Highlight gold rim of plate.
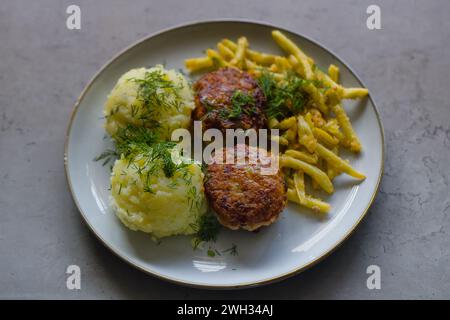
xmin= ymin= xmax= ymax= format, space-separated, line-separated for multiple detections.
xmin=64 ymin=19 xmax=385 ymax=290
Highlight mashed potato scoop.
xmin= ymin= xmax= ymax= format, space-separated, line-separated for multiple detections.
xmin=104 ymin=65 xmax=194 ymax=140
xmin=110 ymin=142 xmax=207 ymax=239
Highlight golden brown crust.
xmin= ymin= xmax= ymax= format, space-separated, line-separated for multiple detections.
xmin=205 ymin=145 xmax=287 ymax=231
xmin=193 ymin=67 xmax=267 ymax=132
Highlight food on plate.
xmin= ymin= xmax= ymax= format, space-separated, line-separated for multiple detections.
xmin=185 ymin=30 xmax=369 ymax=214
xmin=96 ymin=28 xmax=370 ymax=247
xmin=110 ymin=135 xmax=207 ymax=239
xmin=193 ymin=67 xmax=267 ymax=132
xmin=204 ymin=144 xmax=286 ymax=231
xmin=104 ymin=65 xmax=194 ymax=140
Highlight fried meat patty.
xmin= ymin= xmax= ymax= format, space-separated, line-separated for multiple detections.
xmin=205 ymin=144 xmax=287 ymax=231
xmin=193 ymin=67 xmax=267 ymax=132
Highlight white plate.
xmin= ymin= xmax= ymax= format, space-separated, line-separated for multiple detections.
xmin=65 ymin=20 xmax=384 ymax=289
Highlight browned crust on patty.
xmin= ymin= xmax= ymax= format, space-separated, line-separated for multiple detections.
xmin=193 ymin=67 xmax=267 ymax=132
xmin=204 ymin=144 xmax=287 ymax=231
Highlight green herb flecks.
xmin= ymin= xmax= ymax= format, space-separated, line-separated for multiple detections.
xmin=114 ymin=125 xmax=159 ymax=157
xmin=220 ymin=90 xmax=256 ymax=120
xmin=93 ymin=149 xmax=119 ymax=167
xmin=97 ymin=124 xmax=193 ymax=192
xmin=187 ymin=185 xmax=201 ymax=212
xmin=191 ymin=212 xmax=222 ymax=249
xmin=222 ymin=243 xmax=238 ymax=256
xmin=206 ymin=247 xmax=222 ymax=258
xmin=105 ymin=105 xmax=121 ymax=120
xmin=129 ymin=140 xmax=192 ymax=193
xmin=147 ymin=141 xmax=180 ymax=178
xmin=258 ymin=71 xmax=314 ymax=120
xmin=131 ymin=69 xmax=184 ymax=122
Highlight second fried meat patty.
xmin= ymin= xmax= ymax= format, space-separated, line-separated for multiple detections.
xmin=205 ymin=144 xmax=287 ymax=231
xmin=193 ymin=67 xmax=267 ymax=132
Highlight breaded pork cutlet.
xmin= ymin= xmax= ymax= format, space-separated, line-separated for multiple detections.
xmin=193 ymin=67 xmax=267 ymax=132
xmin=204 ymin=144 xmax=287 ymax=231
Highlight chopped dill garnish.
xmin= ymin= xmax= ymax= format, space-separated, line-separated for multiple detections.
xmin=95 ymin=123 xmax=193 ymax=193
xmin=220 ymin=90 xmax=256 ymax=119
xmin=130 ymin=104 xmax=139 ymax=118
xmin=222 ymin=243 xmax=238 ymax=256
xmin=258 ymin=71 xmax=316 ymax=120
xmin=105 ymin=105 xmax=121 ymax=120
xmin=93 ymin=149 xmax=119 ymax=166
xmin=147 ymin=141 xmax=190 ymax=178
xmin=187 ymin=186 xmax=198 ymax=210
xmin=191 ymin=212 xmax=221 ymax=249
xmin=125 ymin=140 xmax=191 ymax=192
xmin=206 ymin=247 xmax=222 ymax=258
xmin=131 ymin=68 xmax=184 ymax=121
xmin=114 ymin=125 xmax=159 ymax=157
xmin=202 ymin=100 xmax=217 ymax=113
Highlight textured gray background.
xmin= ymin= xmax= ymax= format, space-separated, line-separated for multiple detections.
xmin=1 ymin=0 xmax=449 ymax=299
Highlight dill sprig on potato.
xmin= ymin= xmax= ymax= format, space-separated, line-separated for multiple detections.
xmin=131 ymin=69 xmax=184 ymax=121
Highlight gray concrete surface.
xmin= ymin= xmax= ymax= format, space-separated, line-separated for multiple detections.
xmin=0 ymin=0 xmax=449 ymax=299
